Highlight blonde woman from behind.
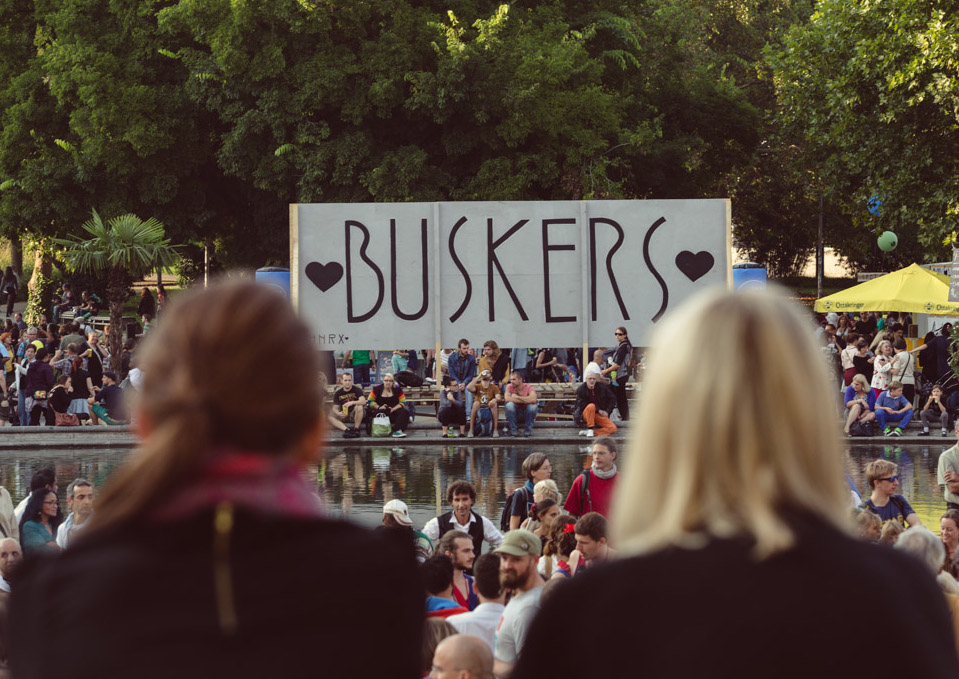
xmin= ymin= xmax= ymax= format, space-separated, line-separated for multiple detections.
xmin=511 ymin=287 xmax=959 ymax=679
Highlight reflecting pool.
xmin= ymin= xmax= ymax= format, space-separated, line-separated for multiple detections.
xmin=3 ymin=441 xmax=954 ymax=533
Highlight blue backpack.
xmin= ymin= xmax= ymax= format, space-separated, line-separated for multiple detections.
xmin=473 ymin=408 xmax=493 ymax=436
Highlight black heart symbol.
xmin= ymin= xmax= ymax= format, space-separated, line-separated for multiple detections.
xmin=675 ymin=251 xmax=714 ymax=282
xmin=305 ymin=261 xmax=343 ymax=292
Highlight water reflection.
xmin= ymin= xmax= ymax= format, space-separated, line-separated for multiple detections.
xmin=318 ymin=444 xmax=596 ymax=529
xmin=1 ymin=449 xmax=130 ymax=508
xmin=3 ymin=442 xmax=955 ymax=534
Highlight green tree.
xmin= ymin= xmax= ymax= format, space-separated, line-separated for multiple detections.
xmin=0 ymin=0 xmax=828 ymax=275
xmin=56 ymin=211 xmax=178 ymax=358
xmin=768 ymin=0 xmax=959 ymax=264
xmin=157 ymin=0 xmax=768 ymax=202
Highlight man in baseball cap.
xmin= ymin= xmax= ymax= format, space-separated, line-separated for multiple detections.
xmin=493 ymin=530 xmax=544 ymax=677
xmin=383 ymin=499 xmax=414 ymax=526
xmin=382 ymin=499 xmax=433 ymax=563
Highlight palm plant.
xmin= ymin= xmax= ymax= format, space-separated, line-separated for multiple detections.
xmin=56 ymin=210 xmax=179 ymax=359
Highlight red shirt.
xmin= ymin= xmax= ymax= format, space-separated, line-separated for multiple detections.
xmin=505 ymin=383 xmax=535 ymax=408
xmin=563 ymin=470 xmax=618 ymax=518
xmin=427 ymin=606 xmax=469 ymax=619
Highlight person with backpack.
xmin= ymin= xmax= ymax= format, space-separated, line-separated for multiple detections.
xmin=505 ymin=453 xmax=552 ymax=531
xmin=861 ymin=459 xmax=922 ymax=528
xmin=563 ymin=438 xmax=619 ymax=518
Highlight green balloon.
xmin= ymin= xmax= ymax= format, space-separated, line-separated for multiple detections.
xmin=877 ymin=230 xmax=898 ymax=252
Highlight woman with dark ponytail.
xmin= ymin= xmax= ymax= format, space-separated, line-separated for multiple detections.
xmin=9 ymin=281 xmax=423 ymax=678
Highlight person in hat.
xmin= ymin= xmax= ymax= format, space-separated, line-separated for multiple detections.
xmin=88 ymin=371 xmax=126 ymax=426
xmin=466 ymin=369 xmax=502 ymax=438
xmin=383 ymin=499 xmax=433 ymax=563
xmin=493 ymin=530 xmax=544 ymax=678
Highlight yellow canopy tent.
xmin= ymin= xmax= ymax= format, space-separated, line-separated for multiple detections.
xmin=814 ymin=263 xmax=959 ymax=316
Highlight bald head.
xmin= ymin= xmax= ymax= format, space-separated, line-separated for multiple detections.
xmin=0 ymin=538 xmax=22 ymax=581
xmin=432 ymin=634 xmax=493 ymax=679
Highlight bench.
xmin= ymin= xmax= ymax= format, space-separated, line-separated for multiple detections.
xmin=59 ymin=310 xmax=139 ymax=339
xmin=325 ymin=382 xmax=637 ymax=421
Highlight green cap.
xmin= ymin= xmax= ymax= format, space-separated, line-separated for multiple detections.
xmin=494 ymin=529 xmax=542 ymax=557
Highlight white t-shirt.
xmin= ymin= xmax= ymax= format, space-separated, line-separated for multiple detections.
xmin=585 ymin=361 xmax=602 ymax=377
xmin=14 ymin=496 xmax=27 ymax=522
xmin=447 ymin=602 xmax=505 ymax=651
xmin=439 ymin=350 xmax=453 ymax=371
xmin=494 ymin=585 xmax=543 ymax=663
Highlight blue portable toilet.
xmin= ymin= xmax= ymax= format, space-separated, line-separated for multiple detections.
xmin=255 ymin=267 xmax=290 ymax=298
xmin=732 ymin=262 xmax=767 ymax=290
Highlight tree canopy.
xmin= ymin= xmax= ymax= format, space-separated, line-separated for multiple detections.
xmin=769 ymin=0 xmax=959 ymax=270
xmin=0 ymin=0 xmax=841 ymax=275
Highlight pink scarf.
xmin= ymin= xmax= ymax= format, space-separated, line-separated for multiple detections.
xmin=154 ymin=450 xmax=323 ymax=522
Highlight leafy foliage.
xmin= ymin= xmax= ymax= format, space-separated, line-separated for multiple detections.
xmin=24 ymin=265 xmax=55 ymax=327
xmin=769 ymin=0 xmax=959 ymax=265
xmin=57 ymin=211 xmax=178 ymax=277
xmin=0 ymin=0 xmax=840 ymax=273
xmin=57 ymin=210 xmax=178 ymax=356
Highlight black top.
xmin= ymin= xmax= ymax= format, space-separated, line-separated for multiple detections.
xmin=94 ymin=385 xmax=126 ymax=421
xmin=370 ymin=384 xmax=404 ymax=409
xmin=70 ymin=367 xmax=91 ymax=400
xmin=0 ymin=273 xmax=16 ymax=293
xmin=48 ymin=386 xmax=71 ymax=414
xmin=437 ymin=510 xmax=485 ymax=556
xmin=332 ymin=385 xmax=364 ymax=411
xmin=933 ymin=334 xmax=954 ymax=379
xmin=85 ymin=349 xmax=104 ymax=388
xmin=509 ymin=486 xmax=532 ymax=523
xmin=23 ymin=361 xmax=54 ymax=396
xmin=137 ymin=290 xmax=156 ymax=318
xmin=119 ymin=351 xmax=133 ymax=382
xmin=852 ymin=353 xmax=874 ymax=382
xmin=512 ymin=512 xmax=959 ymax=678
xmin=10 ymin=508 xmax=423 ymax=679
xmin=574 ymin=381 xmax=617 ymax=414
xmin=611 ymin=339 xmax=632 ymax=372
xmin=488 ymin=353 xmax=510 ymax=383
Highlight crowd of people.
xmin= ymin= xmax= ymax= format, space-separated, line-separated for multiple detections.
xmin=0 ymin=282 xmax=958 ymax=677
xmin=328 ymin=334 xmax=635 ymax=439
xmin=818 ymin=309 xmax=959 ymax=436
xmin=0 ymin=282 xmax=167 ymax=428
xmin=0 ymin=317 xmax=131 ymax=427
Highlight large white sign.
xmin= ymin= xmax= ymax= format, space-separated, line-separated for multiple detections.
xmin=291 ymin=200 xmax=731 ymax=349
